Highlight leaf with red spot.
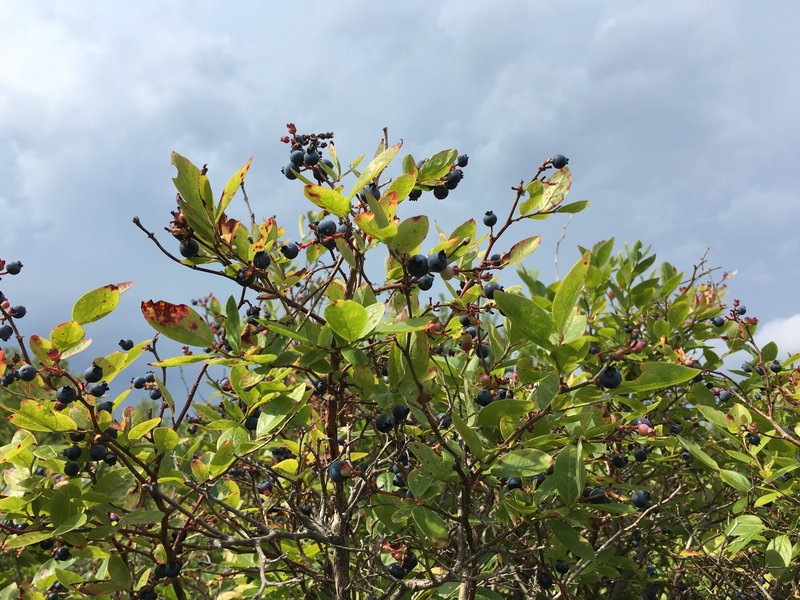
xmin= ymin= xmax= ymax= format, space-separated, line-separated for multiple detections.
xmin=72 ymin=282 xmax=133 ymax=324
xmin=141 ymin=300 xmax=214 ymax=347
xmin=303 ymin=185 xmax=351 ymax=217
xmin=216 ymin=156 xmax=253 ymax=221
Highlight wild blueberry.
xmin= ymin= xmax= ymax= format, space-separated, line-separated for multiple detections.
xmin=289 ymin=150 xmax=304 ymax=167
xmin=392 ymin=405 xmax=410 ymax=423
xmin=85 ymin=363 xmax=103 ymax=383
xmin=746 ymin=433 xmax=761 ymax=446
xmin=70 ymin=431 xmax=86 ymax=442
xmin=104 ymin=452 xmax=117 ymax=465
xmin=408 ymin=188 xmax=422 ymax=201
xmin=133 ymin=377 xmax=146 ymax=389
xmin=54 ymin=546 xmax=71 ymax=561
xmin=87 ymin=382 xmax=109 ymax=397
xmin=456 ymin=154 xmax=469 ymax=167
xmin=282 ymin=164 xmax=297 ymax=180
xmin=281 ymin=242 xmax=300 ymax=259
xmin=57 ymin=386 xmax=77 ymax=403
xmin=402 ymin=552 xmax=418 ymax=571
xmin=770 ymin=360 xmax=781 ymax=373
xmin=387 ymin=563 xmax=406 ymax=579
xmin=717 ymin=390 xmax=731 ymax=402
xmin=317 ymin=219 xmax=337 ymax=237
xmin=506 ymin=477 xmax=522 ymax=490
xmin=179 ymin=239 xmax=199 ymax=258
xmin=303 ymin=150 xmax=320 ymax=167
xmin=375 ymin=413 xmax=396 ymax=433
xmin=5 ymin=261 xmax=22 ymax=275
xmin=0 ymin=324 xmax=12 ymax=341
xmin=427 ymin=251 xmax=448 ymax=273
xmin=253 ymin=251 xmax=271 ymax=270
xmin=711 ymin=316 xmax=725 ymax=327
xmin=736 ymin=305 xmax=747 ymax=315
xmin=610 ymin=454 xmax=628 ymax=468
xmin=476 ymin=344 xmax=491 ymax=360
xmin=633 ymin=448 xmax=648 ymax=462
xmin=598 ymin=366 xmax=622 ymax=389
xmin=417 ymin=274 xmax=434 ymax=291
xmin=327 ymin=460 xmax=348 ymax=483
xmin=64 ymin=462 xmax=80 ymax=477
xmin=552 ymin=154 xmax=569 ymax=169
xmin=165 ymin=562 xmax=181 ymax=578
xmin=631 ymin=490 xmax=651 ymax=509
xmin=17 ymin=365 xmax=37 ymax=381
xmin=406 ymin=254 xmax=429 ymax=278
xmin=436 ymin=412 xmax=452 ymax=428
xmin=476 ymin=389 xmax=493 ymax=407
xmin=483 ymin=281 xmax=501 ymax=299
xmin=10 ymin=305 xmax=26 ymax=318
xmin=63 ymin=446 xmax=81 ymax=461
xmin=555 ymin=560 xmax=569 ymax=574
xmin=433 ymin=185 xmax=449 ymax=200
xmin=483 ymin=211 xmax=497 ymax=227
xmin=119 ymin=339 xmax=134 ymax=351
xmin=150 ymin=388 xmax=162 ymax=400
xmin=537 ymin=571 xmax=554 ymax=589
xmin=89 ymin=444 xmax=107 ymax=461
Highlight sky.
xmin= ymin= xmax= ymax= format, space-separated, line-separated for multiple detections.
xmin=1 ymin=0 xmax=799 ymax=379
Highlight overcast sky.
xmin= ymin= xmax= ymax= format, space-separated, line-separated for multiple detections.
xmin=2 ymin=0 xmax=799 ymax=376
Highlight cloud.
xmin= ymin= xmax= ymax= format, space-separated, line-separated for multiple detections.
xmin=756 ymin=314 xmax=800 ymax=357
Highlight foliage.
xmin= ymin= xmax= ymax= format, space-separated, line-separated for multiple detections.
xmin=0 ymin=126 xmax=798 ymax=600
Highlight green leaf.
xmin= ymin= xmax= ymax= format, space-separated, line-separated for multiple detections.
xmin=719 ymin=469 xmax=751 ymax=492
xmin=387 ymin=215 xmax=429 ymax=253
xmin=325 ymin=300 xmax=369 ymax=343
xmin=216 ymin=157 xmax=252 ymax=220
xmin=349 ymin=141 xmax=402 ymax=199
xmin=256 ymin=395 xmax=297 ymax=437
xmin=6 ymin=400 xmax=76 ymax=432
xmin=452 ymin=414 xmax=485 ymax=461
xmin=141 ymin=300 xmax=214 ymax=347
xmin=477 ymin=399 xmax=534 ymax=428
xmin=353 ymin=211 xmax=398 ymax=241
xmin=617 ymin=363 xmax=700 ymax=393
xmin=555 ymin=200 xmax=589 ymax=214
xmin=362 ymin=303 xmax=386 ymax=337
xmin=386 ymin=172 xmax=417 ymax=201
xmin=554 ymin=442 xmax=585 ymax=505
xmin=151 ymin=354 xmax=214 ymax=367
xmin=303 ymin=185 xmax=351 ymax=217
xmin=375 ymin=316 xmax=432 ymax=334
xmin=417 ymin=149 xmax=457 ymax=183
xmin=108 ymin=554 xmax=132 ymax=590
xmin=519 ymin=179 xmax=544 ymax=216
xmin=488 ymin=448 xmax=551 ymax=477
xmin=119 ymin=510 xmax=165 ymax=526
xmin=541 ymin=167 xmax=572 ymax=210
xmin=128 ymin=418 xmax=162 ymax=441
xmin=725 ymin=514 xmax=764 ymax=539
xmin=502 ymin=236 xmax=541 ymax=267
xmin=493 ymin=291 xmax=555 ymax=348
xmin=3 ymin=529 xmax=54 ymax=549
xmin=50 ymin=321 xmax=86 ymax=351
xmin=547 ymin=520 xmax=595 ymax=560
xmin=208 ymin=440 xmax=236 ymax=478
xmin=552 ymin=251 xmax=590 ymax=337
xmin=696 ymin=405 xmax=730 ymax=431
xmin=765 ymin=535 xmax=792 ymax=569
xmin=677 ymin=436 xmax=719 ymax=470
xmin=72 ymin=282 xmax=133 ymax=324
xmin=411 ymin=506 xmax=449 ymax=547
xmin=152 ymin=427 xmax=179 ymax=453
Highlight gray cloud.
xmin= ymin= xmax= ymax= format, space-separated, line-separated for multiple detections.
xmin=1 ymin=0 xmax=799 ymax=373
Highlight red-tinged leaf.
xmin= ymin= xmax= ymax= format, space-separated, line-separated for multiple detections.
xmin=216 ymin=156 xmax=253 ymax=220
xmin=304 ymin=185 xmax=351 ymax=217
xmin=141 ymin=300 xmax=214 ymax=347
xmin=72 ymin=281 xmax=133 ymax=325
xmin=502 ymin=235 xmax=542 ymax=267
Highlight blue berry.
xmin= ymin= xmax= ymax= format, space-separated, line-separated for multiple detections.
xmin=483 ymin=211 xmax=497 ymax=227
xmin=552 ymin=154 xmax=569 ymax=169
xmin=281 ymin=242 xmax=299 ymax=259
xmin=406 ymin=255 xmax=429 ymax=278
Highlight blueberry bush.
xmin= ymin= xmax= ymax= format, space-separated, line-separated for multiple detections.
xmin=0 ymin=125 xmax=797 ymax=599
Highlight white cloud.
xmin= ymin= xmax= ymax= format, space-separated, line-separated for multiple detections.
xmin=756 ymin=314 xmax=800 ymax=356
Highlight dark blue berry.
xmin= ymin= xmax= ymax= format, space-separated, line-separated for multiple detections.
xmin=483 ymin=211 xmax=497 ymax=227
xmin=281 ymin=242 xmax=299 ymax=259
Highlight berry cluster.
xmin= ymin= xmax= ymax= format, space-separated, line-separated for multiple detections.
xmin=409 ymin=153 xmax=469 ymax=201
xmin=280 ymin=123 xmax=335 ymax=183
